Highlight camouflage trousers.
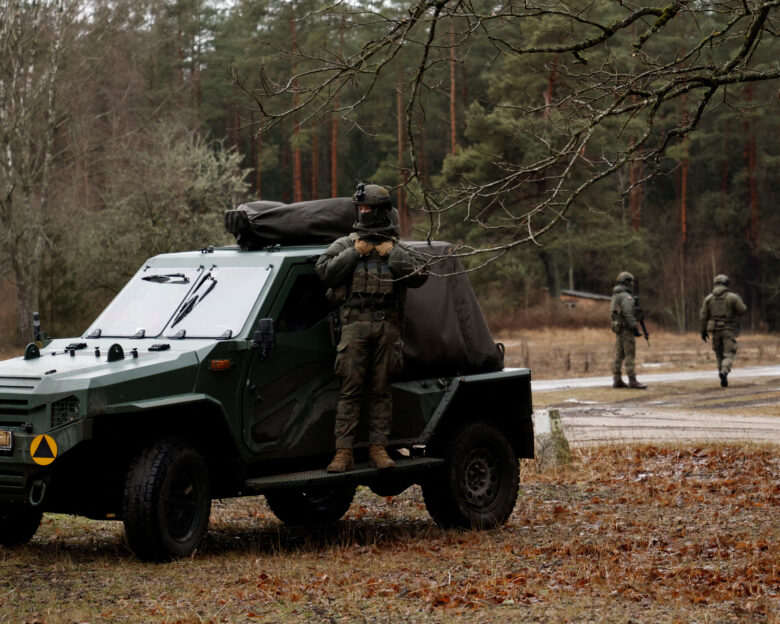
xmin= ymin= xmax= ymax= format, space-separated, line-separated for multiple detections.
xmin=612 ymin=329 xmax=637 ymax=376
xmin=711 ymin=329 xmax=738 ymax=375
xmin=333 ymin=318 xmax=404 ymax=449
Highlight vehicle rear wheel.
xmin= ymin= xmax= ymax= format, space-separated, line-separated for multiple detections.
xmin=265 ymin=485 xmax=356 ymax=526
xmin=422 ymin=422 xmax=518 ymax=530
xmin=123 ymin=439 xmax=211 ymax=562
xmin=0 ymin=504 xmax=43 ymax=546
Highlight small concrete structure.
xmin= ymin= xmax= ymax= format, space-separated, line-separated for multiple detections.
xmin=559 ymin=288 xmax=611 ymax=310
xmin=532 ymin=408 xmax=572 ymax=470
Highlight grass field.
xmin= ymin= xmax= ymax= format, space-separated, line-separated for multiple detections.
xmin=498 ymin=328 xmax=780 ymax=379
xmin=1 ymin=443 xmax=777 ymax=623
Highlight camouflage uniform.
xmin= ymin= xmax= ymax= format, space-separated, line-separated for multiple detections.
xmin=316 ymin=191 xmax=426 ymax=462
xmin=610 ymin=272 xmax=646 ymax=388
xmin=699 ymin=275 xmax=746 ymax=387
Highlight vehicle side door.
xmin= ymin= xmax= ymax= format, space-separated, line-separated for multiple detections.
xmin=241 ymin=263 xmax=338 ymax=458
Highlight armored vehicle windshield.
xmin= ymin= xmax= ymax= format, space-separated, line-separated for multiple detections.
xmin=84 ymin=263 xmax=272 ymax=339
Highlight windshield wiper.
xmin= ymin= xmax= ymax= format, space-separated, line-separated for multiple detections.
xmin=141 ymin=273 xmax=190 ymax=284
xmin=170 ymin=273 xmax=217 ymax=328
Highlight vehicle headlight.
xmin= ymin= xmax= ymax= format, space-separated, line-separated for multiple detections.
xmin=0 ymin=430 xmax=12 ymax=451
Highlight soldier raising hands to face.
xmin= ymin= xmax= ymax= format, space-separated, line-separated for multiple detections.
xmin=316 ymin=183 xmax=427 ymax=473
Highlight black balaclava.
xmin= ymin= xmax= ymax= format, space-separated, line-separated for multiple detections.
xmin=356 ymin=204 xmax=392 ymax=230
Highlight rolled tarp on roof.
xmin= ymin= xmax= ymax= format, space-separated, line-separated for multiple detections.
xmin=225 ymin=197 xmax=401 ymax=250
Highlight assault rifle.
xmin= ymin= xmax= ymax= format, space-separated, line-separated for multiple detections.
xmin=634 ymin=296 xmax=650 ymax=345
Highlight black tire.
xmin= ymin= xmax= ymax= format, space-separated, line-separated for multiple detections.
xmin=122 ymin=439 xmax=211 ymax=562
xmin=422 ymin=422 xmax=519 ymax=530
xmin=265 ymin=485 xmax=356 ymax=526
xmin=0 ymin=504 xmax=43 ymax=546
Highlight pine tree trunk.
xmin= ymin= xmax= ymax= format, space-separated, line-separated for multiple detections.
xmin=256 ymin=129 xmax=262 ymax=198
xmin=282 ymin=141 xmax=291 ymax=203
xmin=544 ymin=57 xmax=558 ymax=115
xmin=330 ymin=17 xmax=344 ymax=198
xmin=449 ymin=19 xmax=457 ymax=154
xmin=290 ymin=4 xmax=302 ymax=202
xmin=416 ymin=115 xmax=428 ymax=187
xmin=330 ymin=111 xmax=338 ymax=197
xmin=311 ymin=121 xmax=319 ymax=198
xmin=743 ymin=84 xmax=759 ymax=328
xmin=721 ymin=120 xmax=729 ymax=213
xmin=397 ymin=78 xmax=409 ymax=236
xmin=679 ymin=142 xmax=689 ymax=332
xmin=629 ymin=139 xmax=641 ymax=230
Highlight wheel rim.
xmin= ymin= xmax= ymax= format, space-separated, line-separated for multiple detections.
xmin=460 ymin=447 xmax=499 ymax=509
xmin=166 ymin=469 xmax=199 ymax=540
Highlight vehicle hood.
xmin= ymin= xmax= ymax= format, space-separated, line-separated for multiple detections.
xmin=0 ymin=338 xmax=204 ymax=401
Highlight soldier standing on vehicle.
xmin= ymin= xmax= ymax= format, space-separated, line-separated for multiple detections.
xmin=610 ymin=271 xmax=647 ymax=389
xmin=700 ymin=274 xmax=747 ymax=387
xmin=316 ymin=183 xmax=427 ymax=473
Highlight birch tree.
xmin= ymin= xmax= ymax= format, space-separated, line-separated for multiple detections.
xmin=0 ymin=0 xmax=74 ymax=342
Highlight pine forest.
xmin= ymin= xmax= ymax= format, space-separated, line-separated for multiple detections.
xmin=1 ymin=0 xmax=778 ymax=343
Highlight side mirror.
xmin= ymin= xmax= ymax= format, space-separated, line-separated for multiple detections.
xmin=252 ymin=318 xmax=276 ymax=360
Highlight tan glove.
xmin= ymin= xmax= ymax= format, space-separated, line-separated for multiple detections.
xmin=375 ymin=240 xmax=394 ymax=256
xmin=354 ymin=239 xmax=374 ymax=256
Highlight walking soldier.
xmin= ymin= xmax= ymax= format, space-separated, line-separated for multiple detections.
xmin=700 ymin=274 xmax=747 ymax=387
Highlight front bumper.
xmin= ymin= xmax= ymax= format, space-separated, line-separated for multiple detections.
xmin=0 ymin=419 xmax=93 ymax=503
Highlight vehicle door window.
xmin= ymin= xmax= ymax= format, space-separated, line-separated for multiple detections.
xmin=276 ymin=273 xmax=330 ymax=333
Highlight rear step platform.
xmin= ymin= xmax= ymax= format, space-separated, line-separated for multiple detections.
xmin=243 ymin=457 xmax=444 ymax=494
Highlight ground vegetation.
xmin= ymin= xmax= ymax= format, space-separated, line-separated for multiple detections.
xmin=0 ymin=442 xmax=777 ymax=623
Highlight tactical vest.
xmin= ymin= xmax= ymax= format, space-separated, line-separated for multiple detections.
xmin=610 ymin=291 xmax=629 ymax=332
xmin=707 ymin=292 xmax=737 ymax=332
xmin=709 ymin=293 xmax=729 ymax=321
xmin=351 ymin=258 xmax=394 ymax=297
xmin=345 ymin=253 xmax=396 ymax=311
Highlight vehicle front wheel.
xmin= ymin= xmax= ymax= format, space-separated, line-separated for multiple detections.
xmin=0 ymin=504 xmax=43 ymax=546
xmin=422 ymin=422 xmax=519 ymax=530
xmin=265 ymin=485 xmax=355 ymax=526
xmin=122 ymin=439 xmax=211 ymax=562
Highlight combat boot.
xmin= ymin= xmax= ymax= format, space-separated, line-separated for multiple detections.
xmin=368 ymin=445 xmax=395 ymax=470
xmin=628 ymin=375 xmax=647 ymax=389
xmin=326 ymin=448 xmax=355 ymax=473
xmin=612 ymin=374 xmax=628 ymax=388
xmin=719 ymin=372 xmax=728 ymax=387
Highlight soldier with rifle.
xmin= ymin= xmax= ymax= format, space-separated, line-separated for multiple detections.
xmin=610 ymin=271 xmax=648 ymax=389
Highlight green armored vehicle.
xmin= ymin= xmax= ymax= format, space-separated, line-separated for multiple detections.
xmin=0 ymin=200 xmax=534 ymax=561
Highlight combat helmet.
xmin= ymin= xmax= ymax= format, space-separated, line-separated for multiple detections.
xmin=616 ymin=271 xmax=634 ymax=285
xmin=713 ymin=274 xmax=729 ymax=286
xmin=352 ymin=182 xmax=392 ymax=230
xmin=353 ymin=183 xmax=391 ymax=207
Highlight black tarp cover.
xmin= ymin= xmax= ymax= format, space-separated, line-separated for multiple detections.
xmin=401 ymin=241 xmax=504 ymax=377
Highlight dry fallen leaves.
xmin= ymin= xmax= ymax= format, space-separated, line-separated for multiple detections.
xmin=0 ymin=443 xmax=777 ymax=623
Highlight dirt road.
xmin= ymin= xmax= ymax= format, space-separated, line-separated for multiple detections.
xmin=531 ymin=365 xmax=780 ymax=446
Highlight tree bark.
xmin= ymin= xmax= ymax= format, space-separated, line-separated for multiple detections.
xmin=397 ymin=78 xmax=409 ymax=236
xmin=449 ymin=19 xmax=457 ymax=155
xmin=290 ymin=3 xmax=302 ymax=203
xmin=311 ymin=121 xmax=319 ymax=199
